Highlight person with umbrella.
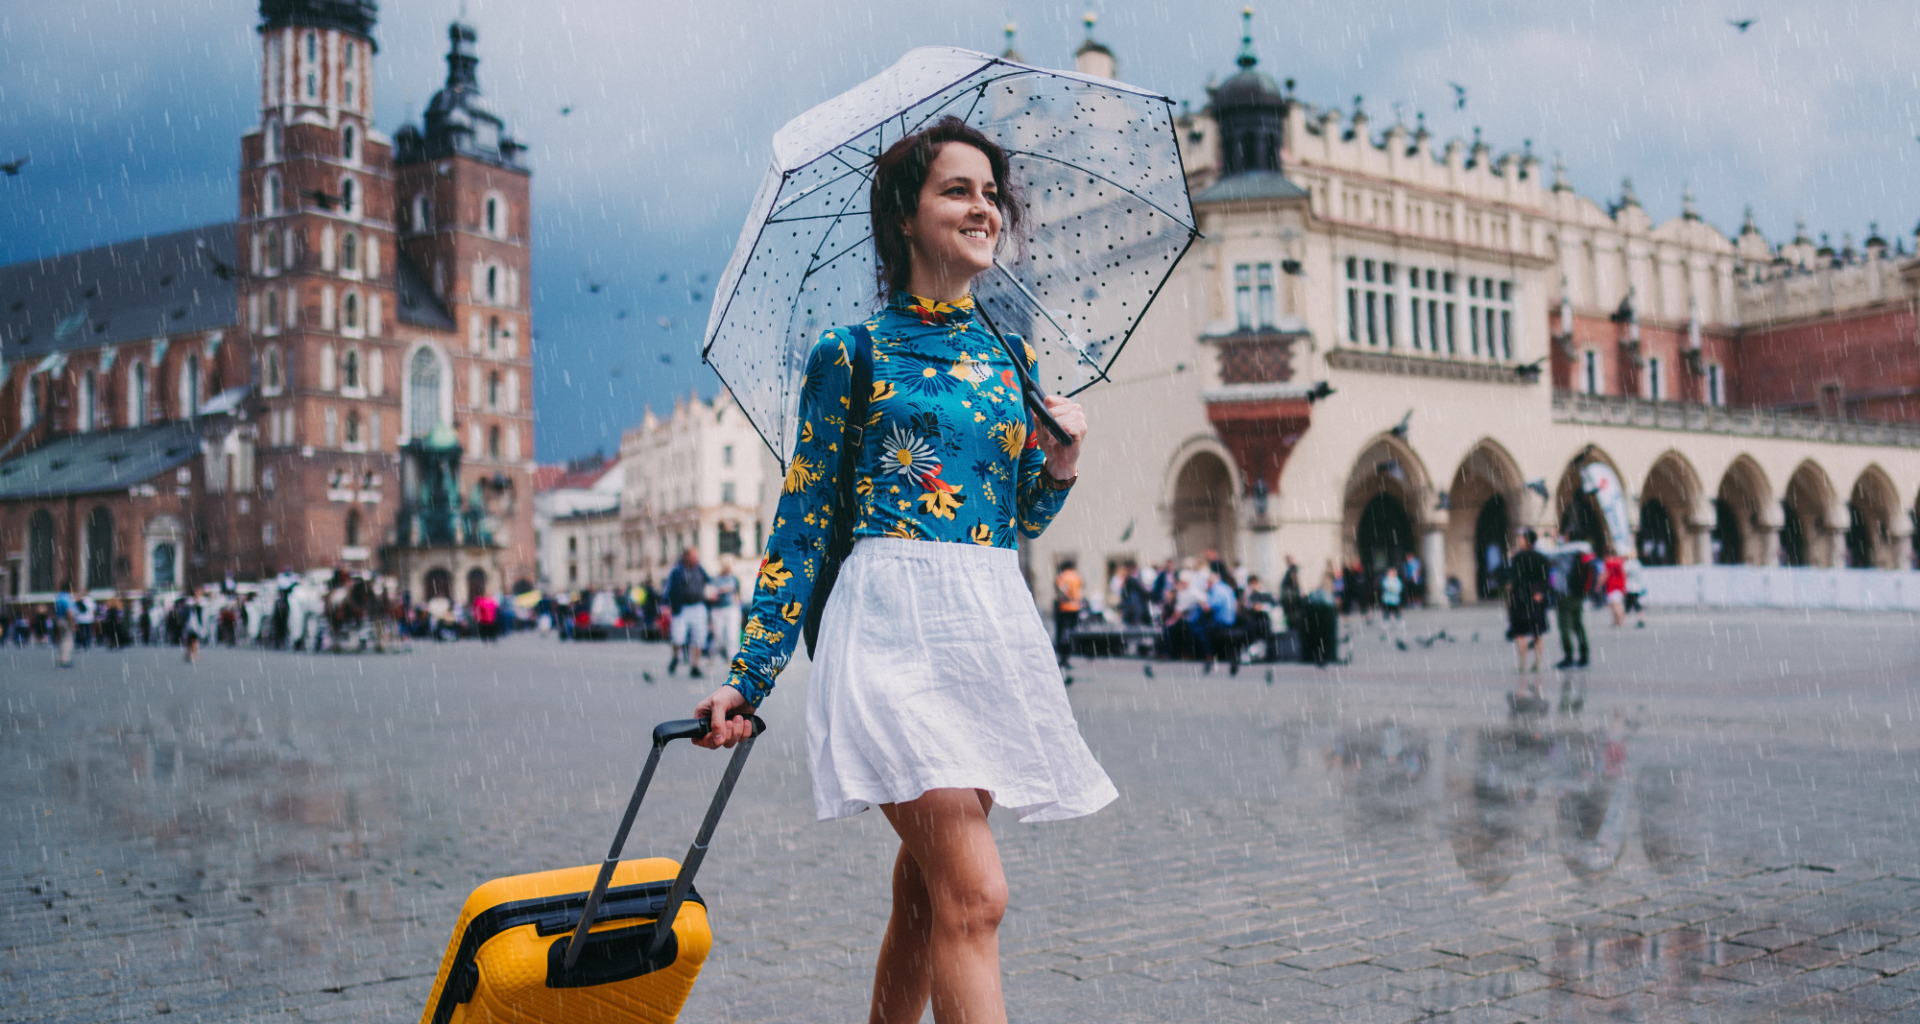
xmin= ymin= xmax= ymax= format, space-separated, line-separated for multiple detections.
xmin=696 ymin=115 xmax=1118 ymax=1024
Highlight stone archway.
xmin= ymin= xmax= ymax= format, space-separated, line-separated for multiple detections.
xmin=1714 ymin=457 xmax=1772 ymax=565
xmin=1640 ymin=451 xmax=1703 ymax=565
xmin=1169 ymin=450 xmax=1237 ymax=564
xmin=1446 ymin=440 xmax=1525 ymax=603
xmin=1342 ymin=435 xmax=1432 ymax=577
xmin=1782 ymin=461 xmax=1839 ymax=567
xmin=1847 ymin=465 xmax=1904 ymax=568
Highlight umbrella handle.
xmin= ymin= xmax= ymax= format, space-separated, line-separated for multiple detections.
xmin=977 ymin=302 xmax=1074 ymax=448
xmin=1023 ymin=387 xmax=1075 ymax=448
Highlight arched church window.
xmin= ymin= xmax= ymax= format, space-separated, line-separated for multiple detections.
xmin=341 ymin=347 xmax=360 ymax=389
xmin=266 ymin=120 xmax=281 ymax=162
xmin=342 ymin=125 xmax=356 ymax=162
xmin=341 ymin=231 xmax=357 ymax=272
xmin=488 ymin=371 xmax=501 ymax=408
xmin=488 ymin=315 xmax=500 ymax=350
xmin=408 ymin=347 xmax=443 ymax=438
xmin=412 ymin=195 xmax=431 ymax=233
xmin=264 ymin=348 xmax=282 ymax=393
xmin=339 ymin=177 xmax=357 ymax=217
xmin=487 ymin=425 xmax=501 ymax=459
xmin=345 ymin=410 xmax=361 ymax=446
xmin=486 ymin=265 xmax=498 ymax=301
xmin=266 ymin=288 xmax=279 ymax=328
xmin=264 ymin=172 xmax=281 ymax=215
xmin=342 ymin=293 xmax=360 ymax=331
xmin=485 ymin=197 xmax=498 ymax=235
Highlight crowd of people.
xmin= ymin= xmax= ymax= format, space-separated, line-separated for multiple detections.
xmin=1053 ymin=549 xmax=1309 ymax=673
xmin=1502 ymin=529 xmax=1648 ymax=709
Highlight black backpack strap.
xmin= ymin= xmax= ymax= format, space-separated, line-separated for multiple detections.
xmin=833 ymin=325 xmax=875 ymax=556
xmin=803 ymin=324 xmax=873 ymax=657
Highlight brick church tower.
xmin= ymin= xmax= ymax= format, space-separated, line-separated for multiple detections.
xmin=237 ymin=0 xmax=537 ymax=596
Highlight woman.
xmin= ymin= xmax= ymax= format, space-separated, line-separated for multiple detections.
xmin=694 ymin=115 xmax=1115 ymax=1024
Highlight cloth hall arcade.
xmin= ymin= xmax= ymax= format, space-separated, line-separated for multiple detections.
xmin=1031 ymin=16 xmax=1920 ymax=605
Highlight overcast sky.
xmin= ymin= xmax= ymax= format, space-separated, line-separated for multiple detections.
xmin=3 ymin=0 xmax=1915 ymax=464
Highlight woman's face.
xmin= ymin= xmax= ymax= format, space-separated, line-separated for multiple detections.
xmin=902 ymin=142 xmax=1001 ymax=295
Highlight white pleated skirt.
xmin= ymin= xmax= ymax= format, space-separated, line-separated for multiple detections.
xmin=807 ymin=537 xmax=1118 ymax=823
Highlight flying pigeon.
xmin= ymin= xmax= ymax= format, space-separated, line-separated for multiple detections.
xmin=1 ymin=156 xmax=29 ymax=176
xmin=1447 ymin=82 xmax=1467 ymax=110
xmin=1727 ymin=18 xmax=1755 ymax=31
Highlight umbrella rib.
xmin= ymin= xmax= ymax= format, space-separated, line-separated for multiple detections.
xmin=768 ymin=210 xmax=873 ymax=225
xmin=1059 ymin=226 xmax=1201 ymax=400
xmin=769 ymin=160 xmax=873 ymax=219
xmin=1002 ymin=148 xmax=1197 ymax=231
xmin=986 ymin=261 xmax=1112 ymax=386
xmin=801 ymin=232 xmax=875 ymax=283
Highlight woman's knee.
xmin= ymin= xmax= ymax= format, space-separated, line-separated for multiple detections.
xmin=926 ymin=869 xmax=1007 ymax=936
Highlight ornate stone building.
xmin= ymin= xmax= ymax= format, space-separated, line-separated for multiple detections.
xmin=1024 ymin=15 xmax=1920 ymax=604
xmin=0 ymin=0 xmax=538 ymax=604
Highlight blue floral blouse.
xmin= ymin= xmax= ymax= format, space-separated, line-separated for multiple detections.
xmin=725 ymin=292 xmax=1074 ymax=705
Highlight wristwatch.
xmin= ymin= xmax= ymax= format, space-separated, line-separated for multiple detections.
xmin=1042 ymin=467 xmax=1077 ymax=490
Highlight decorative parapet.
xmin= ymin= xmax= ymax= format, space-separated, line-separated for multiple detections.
xmin=1551 ymin=391 xmax=1920 ymax=448
xmin=1199 ymin=329 xmax=1306 ymax=384
xmin=1325 ymin=347 xmax=1538 ymax=385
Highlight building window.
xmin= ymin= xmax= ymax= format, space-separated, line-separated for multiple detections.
xmin=341 ymin=232 xmax=357 ymax=272
xmin=718 ymin=523 xmax=743 ymax=556
xmin=486 ymin=265 xmax=499 ymax=302
xmin=1583 ymin=350 xmax=1602 ymax=395
xmin=1647 ymin=356 xmax=1664 ymax=401
xmin=1708 ymin=364 xmax=1725 ymax=406
xmin=264 ymin=348 xmax=282 ymax=394
xmin=345 ymin=508 xmax=362 ymax=547
xmin=488 ymin=315 xmax=500 ymax=351
xmin=266 ymin=121 xmax=281 ymax=162
xmin=342 ymin=125 xmax=356 ymax=162
xmin=722 ymin=481 xmax=737 ymax=505
xmin=342 ymin=292 xmax=360 ymax=331
xmin=324 ymin=407 xmax=338 ymax=447
xmin=263 ymin=466 xmax=275 ymax=492
xmin=485 ymin=196 xmax=499 ymax=236
xmin=487 ymin=371 xmax=501 ymax=408
xmin=264 ymin=172 xmax=281 ymax=215
xmin=412 ymin=195 xmax=432 ymax=233
xmin=1256 ymin=263 xmax=1274 ymax=328
xmin=181 ymin=354 xmax=201 ymax=417
xmin=264 ymin=227 xmax=281 ymax=274
xmin=265 ymin=287 xmax=280 ymax=329
xmin=1234 ymin=264 xmax=1252 ymax=330
xmin=305 ymin=30 xmax=316 ymax=63
xmin=341 ymin=348 xmax=360 ymax=389
xmin=408 ymin=347 xmax=443 ymax=437
xmin=79 ymin=371 xmax=96 ymax=433
xmin=263 ymin=521 xmax=275 ymax=546
xmin=129 ymin=360 xmax=147 ymax=425
xmin=487 ymin=425 xmax=501 ymax=459
xmin=345 ymin=409 xmax=361 ymax=446
xmin=723 ymin=444 xmax=734 ymax=467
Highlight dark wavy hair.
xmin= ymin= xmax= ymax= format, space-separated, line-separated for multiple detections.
xmin=870 ymin=115 xmax=1024 ymax=300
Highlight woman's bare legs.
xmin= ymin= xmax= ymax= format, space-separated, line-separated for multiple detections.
xmin=870 ymin=788 xmax=1005 ymax=1024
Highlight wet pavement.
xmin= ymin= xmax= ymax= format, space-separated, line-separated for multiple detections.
xmin=5 ymin=606 xmax=1920 ymax=1023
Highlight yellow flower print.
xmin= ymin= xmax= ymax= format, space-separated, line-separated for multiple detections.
xmin=884 ymin=519 xmax=924 ymax=540
xmin=1023 ymin=341 xmax=1037 ymax=365
xmin=918 ymin=486 xmax=965 ymax=520
xmin=872 ymin=380 xmax=897 ymax=403
xmin=743 ymin=616 xmax=781 ymax=642
xmin=969 ymin=523 xmax=994 ymax=545
xmin=780 ymin=601 xmax=804 ymax=624
xmin=992 ymin=420 xmax=1028 ymax=459
xmin=758 ymin=555 xmax=793 ymax=592
xmin=784 ymin=453 xmax=822 ymax=494
xmin=855 ymin=476 xmax=873 ymax=496
xmin=800 ymin=420 xmax=814 ymax=445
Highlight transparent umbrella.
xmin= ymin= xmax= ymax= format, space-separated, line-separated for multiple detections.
xmin=703 ymin=46 xmax=1199 ymax=466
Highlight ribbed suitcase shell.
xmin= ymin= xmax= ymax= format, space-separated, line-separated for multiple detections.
xmin=419 ymin=857 xmax=711 ymax=1024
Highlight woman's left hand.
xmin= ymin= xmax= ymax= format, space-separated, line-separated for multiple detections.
xmin=1037 ymin=394 xmax=1086 ymax=480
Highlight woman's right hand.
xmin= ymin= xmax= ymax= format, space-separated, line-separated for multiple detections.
xmin=693 ymin=685 xmax=754 ymax=749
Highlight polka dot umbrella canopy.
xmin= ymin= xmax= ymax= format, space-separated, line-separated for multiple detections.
xmin=703 ymin=46 xmax=1199 ymax=468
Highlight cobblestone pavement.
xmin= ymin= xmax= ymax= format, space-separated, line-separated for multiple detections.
xmin=5 ymin=605 xmax=1920 ymax=1023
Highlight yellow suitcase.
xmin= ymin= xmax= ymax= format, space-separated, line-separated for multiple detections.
xmin=420 ymin=715 xmax=764 ymax=1024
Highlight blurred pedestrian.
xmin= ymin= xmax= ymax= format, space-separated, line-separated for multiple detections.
xmin=181 ymin=592 xmax=206 ymax=664
xmin=665 ymin=548 xmax=710 ymax=677
xmin=474 ymin=590 xmax=500 ymax=642
xmin=1053 ymin=559 xmax=1084 ymax=669
xmin=709 ymin=558 xmax=743 ymax=665
xmin=1603 ymin=553 xmax=1628 ymax=628
xmin=1507 ymin=530 xmax=1551 ymax=676
xmin=53 ymin=584 xmax=75 ymax=667
xmin=1625 ymin=557 xmax=1648 ymax=628
xmin=1553 ymin=539 xmax=1592 ymax=669
xmin=1379 ymin=565 xmax=1406 ymax=643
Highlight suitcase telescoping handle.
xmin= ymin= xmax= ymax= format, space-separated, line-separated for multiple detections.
xmin=562 ymin=712 xmax=765 ymax=972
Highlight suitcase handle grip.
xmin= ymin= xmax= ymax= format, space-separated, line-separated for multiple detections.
xmin=654 ymin=713 xmax=766 ymax=746
xmin=562 ymin=713 xmax=766 ymax=972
